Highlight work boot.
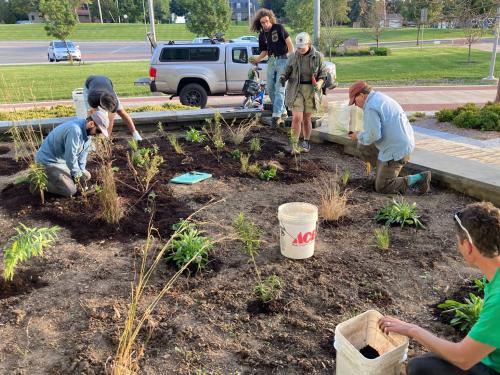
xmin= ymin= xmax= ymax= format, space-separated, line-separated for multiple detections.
xmin=415 ymin=171 xmax=431 ymax=194
xmin=300 ymin=140 xmax=311 ymax=153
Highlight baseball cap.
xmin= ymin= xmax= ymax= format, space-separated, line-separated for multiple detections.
xmin=90 ymin=110 xmax=109 ymax=138
xmin=295 ymin=32 xmax=311 ymax=49
xmin=349 ymin=80 xmax=370 ymax=105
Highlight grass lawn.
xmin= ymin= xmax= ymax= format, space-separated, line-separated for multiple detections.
xmin=0 ymin=46 xmax=497 ymax=104
xmin=0 ymin=23 xmax=485 ymax=42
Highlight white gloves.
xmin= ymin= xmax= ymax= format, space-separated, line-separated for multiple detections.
xmin=132 ymin=130 xmax=143 ymax=141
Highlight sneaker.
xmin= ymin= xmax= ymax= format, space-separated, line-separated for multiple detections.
xmin=301 ymin=140 xmax=310 ymax=153
xmin=415 ymin=171 xmax=431 ymax=194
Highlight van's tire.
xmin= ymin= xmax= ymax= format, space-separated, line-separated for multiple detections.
xmin=179 ymin=83 xmax=208 ymax=108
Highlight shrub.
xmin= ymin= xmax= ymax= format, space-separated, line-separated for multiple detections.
xmin=438 ymin=293 xmax=483 ymax=332
xmin=254 ymin=275 xmax=282 ymax=303
xmin=369 ymin=47 xmax=390 ymax=56
xmin=233 ymin=212 xmax=261 ymax=257
xmin=453 ymin=110 xmax=481 ymax=129
xmin=375 ymin=198 xmax=424 ymax=229
xmin=27 ymin=162 xmax=48 ymax=204
xmin=478 ymin=109 xmax=500 ymax=131
xmin=454 ymin=103 xmax=480 ymax=116
xmin=228 ymin=149 xmax=241 ymax=159
xmin=127 ymin=140 xmax=164 ymax=192
xmin=436 ymin=108 xmax=455 ymax=122
xmin=168 ymin=226 xmax=212 ymax=272
xmin=3 ymin=224 xmax=60 ymax=281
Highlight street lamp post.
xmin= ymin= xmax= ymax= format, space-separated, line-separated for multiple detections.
xmin=483 ymin=6 xmax=500 ymax=83
xmin=313 ymin=0 xmax=320 ymax=47
xmin=97 ymin=0 xmax=103 ymax=23
xmin=148 ymin=0 xmax=156 ymax=44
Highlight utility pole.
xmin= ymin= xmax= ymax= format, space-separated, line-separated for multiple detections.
xmin=116 ymin=0 xmax=121 ymax=23
xmin=483 ymin=6 xmax=500 ymax=82
xmin=248 ymin=0 xmax=252 ymax=28
xmin=97 ymin=0 xmax=103 ymax=23
xmin=313 ymin=0 xmax=320 ymax=47
xmin=148 ymin=0 xmax=156 ymax=44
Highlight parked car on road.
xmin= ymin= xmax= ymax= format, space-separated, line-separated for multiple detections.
xmin=47 ymin=40 xmax=82 ymax=62
xmin=230 ymin=36 xmax=258 ymax=43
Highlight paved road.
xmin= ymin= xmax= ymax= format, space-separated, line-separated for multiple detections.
xmin=0 ymin=37 xmax=496 ymax=65
xmin=0 ymin=41 xmax=153 ymax=65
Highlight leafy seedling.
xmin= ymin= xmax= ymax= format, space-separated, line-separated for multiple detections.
xmin=375 ymin=198 xmax=424 ymax=229
xmin=254 ymin=275 xmax=282 ymax=303
xmin=185 ymin=128 xmax=206 ymax=143
xmin=259 ymin=165 xmax=277 ymax=181
xmin=228 ymin=149 xmax=241 ymax=159
xmin=3 ymin=224 xmax=60 ymax=281
xmin=438 ymin=293 xmax=483 ymax=332
xmin=168 ymin=225 xmax=212 ymax=273
xmin=249 ymin=137 xmax=261 ymax=154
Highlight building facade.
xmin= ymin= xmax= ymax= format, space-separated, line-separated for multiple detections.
xmin=229 ymin=0 xmax=259 ymax=22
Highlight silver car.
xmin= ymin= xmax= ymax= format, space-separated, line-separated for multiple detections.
xmin=47 ymin=40 xmax=82 ymax=62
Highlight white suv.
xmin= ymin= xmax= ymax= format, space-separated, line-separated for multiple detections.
xmin=47 ymin=40 xmax=82 ymax=62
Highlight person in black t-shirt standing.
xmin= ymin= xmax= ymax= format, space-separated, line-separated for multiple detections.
xmin=251 ymin=8 xmax=294 ymax=127
xmin=84 ymin=75 xmax=142 ymax=141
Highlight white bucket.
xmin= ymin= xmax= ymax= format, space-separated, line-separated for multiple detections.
xmin=320 ymin=100 xmax=364 ymax=135
xmin=72 ymin=88 xmax=88 ymax=119
xmin=334 ymin=310 xmax=409 ymax=375
xmin=278 ymin=202 xmax=318 ymax=259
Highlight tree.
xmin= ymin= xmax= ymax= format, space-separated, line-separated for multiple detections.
xmin=171 ymin=0 xmax=187 ymax=16
xmin=262 ymin=0 xmax=287 ymax=19
xmin=154 ymin=0 xmax=171 ymax=23
xmin=39 ymin=0 xmax=77 ymax=40
xmin=285 ymin=0 xmax=313 ymax=34
xmin=321 ymin=0 xmax=350 ymax=58
xmin=183 ymin=0 xmax=231 ymax=39
xmin=367 ymin=0 xmax=384 ymax=47
xmin=39 ymin=0 xmax=77 ymax=61
xmin=402 ymin=0 xmax=444 ymax=45
xmin=496 ymin=79 xmax=500 ymax=103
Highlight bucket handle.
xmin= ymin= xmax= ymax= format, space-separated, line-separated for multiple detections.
xmin=279 ymin=221 xmax=319 ymax=240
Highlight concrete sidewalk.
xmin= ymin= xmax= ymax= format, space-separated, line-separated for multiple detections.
xmin=1 ymin=84 xmax=497 ymax=113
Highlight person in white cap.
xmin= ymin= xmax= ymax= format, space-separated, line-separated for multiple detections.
xmin=35 ymin=111 xmax=110 ymax=197
xmin=279 ymin=32 xmax=327 ymax=153
xmin=84 ymin=75 xmax=142 ymax=141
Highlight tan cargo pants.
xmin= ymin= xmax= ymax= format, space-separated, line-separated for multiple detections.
xmin=357 ymin=143 xmax=410 ymax=194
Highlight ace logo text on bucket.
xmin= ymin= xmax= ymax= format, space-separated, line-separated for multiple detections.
xmin=292 ymin=230 xmax=316 ymax=246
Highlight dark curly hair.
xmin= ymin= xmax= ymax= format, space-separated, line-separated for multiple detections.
xmin=455 ymin=201 xmax=500 ymax=258
xmin=250 ymin=8 xmax=277 ymax=33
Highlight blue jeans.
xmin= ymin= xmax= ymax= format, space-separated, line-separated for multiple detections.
xmin=266 ymin=56 xmax=287 ymax=118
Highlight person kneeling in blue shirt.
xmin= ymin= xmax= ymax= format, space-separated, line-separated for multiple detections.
xmin=348 ymin=80 xmax=431 ymax=194
xmin=35 ymin=111 xmax=109 ymax=197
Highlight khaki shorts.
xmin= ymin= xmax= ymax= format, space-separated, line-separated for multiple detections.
xmin=292 ymin=84 xmax=315 ymax=113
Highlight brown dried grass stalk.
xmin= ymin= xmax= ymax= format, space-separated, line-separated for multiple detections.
xmin=226 ymin=115 xmax=260 ymax=145
xmin=316 ymin=174 xmax=350 ymax=221
xmin=112 ymin=203 xmax=224 ymax=375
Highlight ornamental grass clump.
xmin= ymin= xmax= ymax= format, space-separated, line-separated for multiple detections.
xmin=374 ymin=226 xmax=390 ymax=251
xmin=316 ymin=173 xmax=350 ymax=222
xmin=375 ymin=197 xmax=424 ymax=229
xmin=3 ymin=223 xmax=60 ymax=281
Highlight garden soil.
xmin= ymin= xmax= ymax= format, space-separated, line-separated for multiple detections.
xmin=0 ymin=126 xmax=482 ymax=374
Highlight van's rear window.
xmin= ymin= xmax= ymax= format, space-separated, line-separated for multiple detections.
xmin=159 ymin=47 xmax=219 ymax=62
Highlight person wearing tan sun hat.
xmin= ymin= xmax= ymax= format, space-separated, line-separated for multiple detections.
xmin=35 ymin=110 xmax=109 ymax=197
xmin=348 ymin=80 xmax=431 ymax=195
xmin=279 ymin=32 xmax=327 ymax=154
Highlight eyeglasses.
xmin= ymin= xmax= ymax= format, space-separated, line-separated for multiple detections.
xmin=454 ymin=212 xmax=474 ymax=247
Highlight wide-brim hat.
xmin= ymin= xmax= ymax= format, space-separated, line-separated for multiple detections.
xmin=349 ymin=80 xmax=369 ymax=105
xmin=90 ymin=110 xmax=109 ymax=138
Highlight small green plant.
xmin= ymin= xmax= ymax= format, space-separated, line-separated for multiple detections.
xmin=127 ymin=140 xmax=164 ymax=192
xmin=438 ymin=293 xmax=483 ymax=332
xmin=254 ymin=275 xmax=282 ymax=303
xmin=258 ymin=165 xmax=277 ymax=181
xmin=168 ymin=224 xmax=212 ymax=273
xmin=203 ymin=112 xmax=225 ymax=162
xmin=374 ymin=226 xmax=390 ymax=250
xmin=167 ymin=134 xmax=185 ymax=155
xmin=474 ymin=278 xmax=485 ymax=292
xmin=341 ymin=169 xmax=350 ymax=186
xmin=27 ymin=162 xmax=48 ymax=204
xmin=436 ymin=108 xmax=455 ymax=122
xmin=3 ymin=223 xmax=60 ymax=281
xmin=375 ymin=198 xmax=424 ymax=229
xmin=185 ymin=128 xmax=206 ymax=143
xmin=249 ymin=137 xmax=261 ymax=154
xmin=435 ymin=102 xmax=499 ymax=131
xmin=240 ymin=153 xmax=250 ymax=173
xmin=233 ymin=212 xmax=261 ymax=257
xmin=228 ymin=149 xmax=241 ymax=159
